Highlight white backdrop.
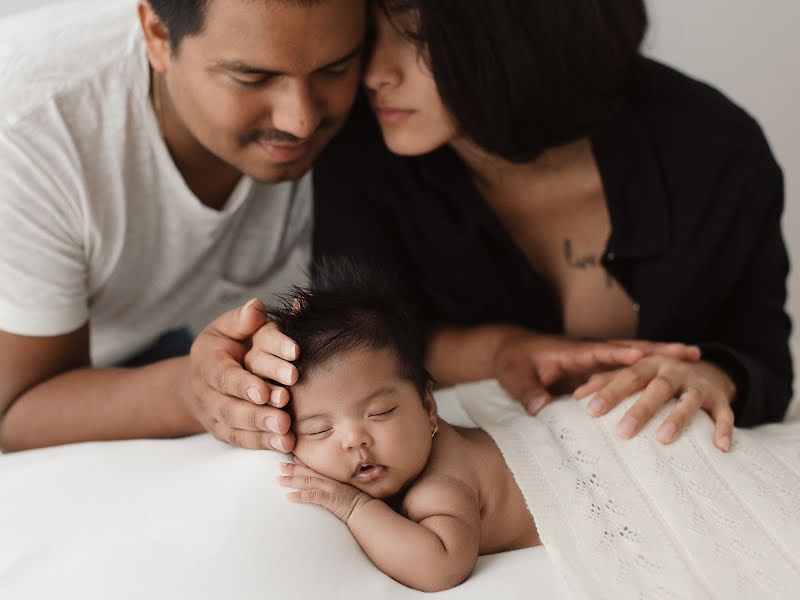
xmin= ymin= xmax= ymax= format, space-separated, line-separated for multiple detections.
xmin=2 ymin=0 xmax=798 ymax=410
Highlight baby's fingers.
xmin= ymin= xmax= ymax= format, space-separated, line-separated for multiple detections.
xmin=285 ymin=488 xmax=331 ymax=506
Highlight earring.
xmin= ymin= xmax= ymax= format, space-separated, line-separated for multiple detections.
xmin=431 ymin=423 xmax=439 ymax=439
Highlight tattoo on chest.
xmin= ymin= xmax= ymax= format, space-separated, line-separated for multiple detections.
xmin=564 ymin=239 xmax=613 ymax=288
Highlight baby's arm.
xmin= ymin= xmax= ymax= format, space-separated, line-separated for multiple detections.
xmin=279 ymin=462 xmax=481 ymax=592
xmin=349 ymin=476 xmax=482 ymax=592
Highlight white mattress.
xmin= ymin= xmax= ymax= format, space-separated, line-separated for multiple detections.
xmin=0 ymin=389 xmax=569 ymax=599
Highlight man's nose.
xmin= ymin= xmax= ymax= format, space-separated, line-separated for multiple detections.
xmin=270 ymin=79 xmax=323 ymax=140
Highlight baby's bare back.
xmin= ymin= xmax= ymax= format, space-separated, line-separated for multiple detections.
xmin=406 ymin=421 xmax=540 ymax=554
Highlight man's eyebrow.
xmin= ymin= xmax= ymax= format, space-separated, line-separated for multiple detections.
xmin=295 ymin=384 xmax=398 ymax=424
xmin=214 ymin=43 xmax=364 ymax=77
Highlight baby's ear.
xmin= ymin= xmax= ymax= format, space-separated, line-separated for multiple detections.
xmin=423 ymin=381 xmax=438 ymax=419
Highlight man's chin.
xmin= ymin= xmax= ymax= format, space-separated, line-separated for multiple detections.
xmin=243 ymin=158 xmax=315 ymax=184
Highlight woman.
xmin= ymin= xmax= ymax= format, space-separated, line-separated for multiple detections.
xmin=313 ymin=0 xmax=793 ymax=450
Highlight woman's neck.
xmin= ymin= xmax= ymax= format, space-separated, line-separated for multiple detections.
xmin=449 ymin=135 xmax=595 ymax=199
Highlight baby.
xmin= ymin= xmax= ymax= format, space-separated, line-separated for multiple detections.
xmin=271 ymin=260 xmax=540 ymax=592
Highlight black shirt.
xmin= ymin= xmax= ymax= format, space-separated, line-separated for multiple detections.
xmin=313 ymin=59 xmax=793 ymax=426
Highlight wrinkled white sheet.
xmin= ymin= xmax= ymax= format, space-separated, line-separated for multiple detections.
xmin=0 ymin=389 xmax=568 ymax=600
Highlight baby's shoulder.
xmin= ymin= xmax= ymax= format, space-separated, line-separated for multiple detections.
xmin=401 ymin=468 xmax=479 ymax=523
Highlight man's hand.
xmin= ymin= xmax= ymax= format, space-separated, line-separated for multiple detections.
xmin=184 ymin=298 xmax=299 ymax=452
xmin=492 ymin=330 xmax=702 ymax=415
xmin=574 ymin=356 xmax=736 ymax=451
xmin=278 ymin=459 xmax=374 ymax=524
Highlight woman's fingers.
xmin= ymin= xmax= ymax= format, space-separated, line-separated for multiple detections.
xmin=583 ymin=361 xmax=656 ymax=417
xmin=616 ymin=373 xmax=680 ymax=439
xmin=655 ymin=387 xmax=704 ymax=444
xmin=574 ymin=371 xmax=618 ymax=399
xmin=708 ymin=397 xmax=735 ymax=452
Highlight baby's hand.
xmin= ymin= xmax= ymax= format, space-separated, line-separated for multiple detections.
xmin=278 ymin=460 xmax=374 ymax=524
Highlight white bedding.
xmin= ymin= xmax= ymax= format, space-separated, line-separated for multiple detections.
xmin=2 ymin=385 xmax=798 ymax=599
xmin=0 ymin=389 xmax=569 ymax=600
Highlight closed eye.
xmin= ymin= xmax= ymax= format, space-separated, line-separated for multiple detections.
xmin=307 ymin=428 xmax=332 ymax=436
xmin=370 ymin=407 xmax=396 ymax=418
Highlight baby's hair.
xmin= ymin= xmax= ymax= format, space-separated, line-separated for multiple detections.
xmin=267 ymin=257 xmax=432 ymax=400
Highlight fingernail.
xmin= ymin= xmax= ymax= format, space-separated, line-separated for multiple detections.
xmin=656 ymin=422 xmax=677 ymax=444
xmin=587 ymin=397 xmax=606 ymax=416
xmin=266 ymin=417 xmax=279 ymax=433
xmin=241 ymin=298 xmax=259 ymax=322
xmin=270 ymin=388 xmax=284 ymax=407
xmin=718 ymin=435 xmax=731 ymax=452
xmin=246 ymin=387 xmax=263 ymax=404
xmin=617 ymin=415 xmax=638 ymax=438
xmin=278 ymin=462 xmax=292 ymax=473
xmin=528 ymin=396 xmax=547 ymax=414
xmin=282 ymin=342 xmax=297 ymax=360
xmin=280 ymin=366 xmax=294 ymax=384
xmin=271 ymin=436 xmax=287 ymax=452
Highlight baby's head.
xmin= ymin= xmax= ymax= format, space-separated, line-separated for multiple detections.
xmin=269 ymin=259 xmax=438 ymax=500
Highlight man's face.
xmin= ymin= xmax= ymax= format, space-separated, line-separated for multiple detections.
xmin=158 ymin=0 xmax=365 ymax=183
xmin=291 ymin=347 xmax=437 ymax=499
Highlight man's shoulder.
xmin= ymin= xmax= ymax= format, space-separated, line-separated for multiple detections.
xmin=0 ymin=0 xmax=142 ymax=127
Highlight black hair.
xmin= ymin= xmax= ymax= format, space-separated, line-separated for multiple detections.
xmin=377 ymin=0 xmax=648 ymax=162
xmin=267 ymin=257 xmax=431 ymax=400
xmin=148 ymin=0 xmax=324 ymax=52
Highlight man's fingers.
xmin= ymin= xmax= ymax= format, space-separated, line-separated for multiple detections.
xmin=213 ymin=394 xmax=292 ymax=434
xmin=521 ymin=384 xmax=552 ymax=416
xmin=578 ymin=344 xmax=643 ymax=370
xmin=244 ymin=348 xmax=298 ymax=386
xmin=495 ymin=356 xmax=538 ymax=405
xmin=708 ymin=399 xmax=735 ymax=452
xmin=655 ymin=387 xmax=704 ymax=445
xmin=208 ymin=353 xmax=272 ymax=404
xmin=207 ymin=298 xmax=269 ymax=341
xmin=208 ymin=418 xmax=293 ymax=451
xmin=252 ymin=321 xmax=299 ymax=361
xmin=614 ymin=340 xmax=701 ymax=362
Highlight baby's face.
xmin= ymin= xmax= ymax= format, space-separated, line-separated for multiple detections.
xmin=291 ymin=347 xmax=436 ymax=499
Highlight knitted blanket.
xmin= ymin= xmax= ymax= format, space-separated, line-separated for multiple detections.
xmin=455 ymin=380 xmax=800 ymax=600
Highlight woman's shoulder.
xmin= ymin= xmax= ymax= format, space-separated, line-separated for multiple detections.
xmin=626 ymin=57 xmax=772 ymax=158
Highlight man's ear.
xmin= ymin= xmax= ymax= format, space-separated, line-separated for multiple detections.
xmin=137 ymin=1 xmax=172 ymax=73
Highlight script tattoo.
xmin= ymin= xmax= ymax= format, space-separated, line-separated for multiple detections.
xmin=564 ymin=239 xmax=613 ymax=288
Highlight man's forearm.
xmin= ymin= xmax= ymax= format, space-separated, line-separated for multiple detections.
xmin=0 ymin=356 xmax=202 ymax=451
xmin=347 ymin=499 xmax=474 ymax=593
xmin=426 ymin=324 xmax=525 ymax=387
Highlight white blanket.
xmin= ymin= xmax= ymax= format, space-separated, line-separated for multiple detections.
xmin=0 ymin=389 xmax=567 ymax=600
xmin=455 ymin=380 xmax=800 ymax=600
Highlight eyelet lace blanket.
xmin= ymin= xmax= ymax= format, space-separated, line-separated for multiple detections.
xmin=454 ymin=380 xmax=800 ymax=600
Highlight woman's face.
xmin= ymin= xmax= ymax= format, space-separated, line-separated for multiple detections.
xmin=363 ymin=7 xmax=457 ymax=155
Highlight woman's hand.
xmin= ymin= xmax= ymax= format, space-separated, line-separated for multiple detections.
xmin=490 ymin=329 xmax=702 ymax=415
xmin=574 ymin=356 xmax=737 ymax=451
xmin=278 ymin=460 xmax=374 ymax=524
xmin=183 ymin=298 xmax=298 ymax=452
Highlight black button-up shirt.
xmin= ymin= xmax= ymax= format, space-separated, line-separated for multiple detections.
xmin=313 ymin=58 xmax=793 ymax=426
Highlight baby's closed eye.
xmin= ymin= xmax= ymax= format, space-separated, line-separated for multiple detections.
xmin=369 ymin=407 xmax=396 ymax=418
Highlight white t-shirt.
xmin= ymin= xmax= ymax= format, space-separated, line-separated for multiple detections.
xmin=0 ymin=1 xmax=312 ymax=366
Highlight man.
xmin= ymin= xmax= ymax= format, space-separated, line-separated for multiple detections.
xmin=0 ymin=0 xmax=365 ymax=451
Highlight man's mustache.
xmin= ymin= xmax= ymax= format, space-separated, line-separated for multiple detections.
xmin=240 ymin=117 xmax=335 ymax=145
